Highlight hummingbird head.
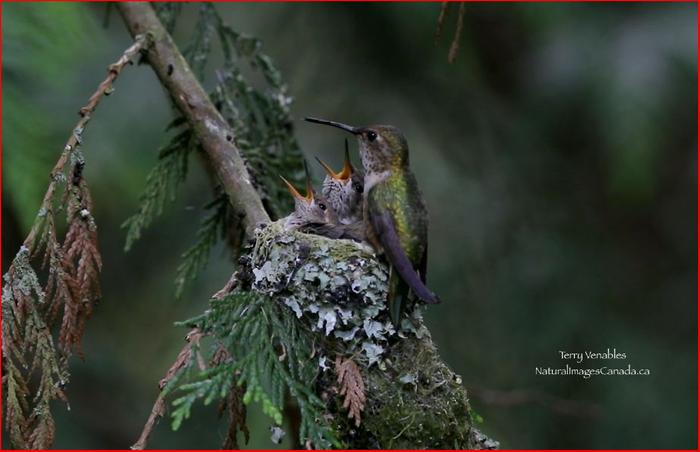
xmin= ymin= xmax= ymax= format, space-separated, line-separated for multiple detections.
xmin=280 ymin=162 xmax=338 ymax=227
xmin=305 ymin=117 xmax=408 ymax=174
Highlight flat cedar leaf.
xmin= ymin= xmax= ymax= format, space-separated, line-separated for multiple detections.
xmin=335 ymin=356 xmax=366 ymax=427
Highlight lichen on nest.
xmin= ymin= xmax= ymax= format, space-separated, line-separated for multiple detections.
xmin=248 ymin=220 xmax=429 ymax=367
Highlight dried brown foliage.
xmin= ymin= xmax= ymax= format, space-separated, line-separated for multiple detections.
xmin=2 ymin=251 xmax=69 ymax=449
xmin=2 ymin=167 xmax=100 ymax=448
xmin=335 ymin=356 xmax=366 ymax=427
xmin=59 ymin=170 xmax=103 ymax=355
xmin=2 ymin=35 xmax=149 ymax=449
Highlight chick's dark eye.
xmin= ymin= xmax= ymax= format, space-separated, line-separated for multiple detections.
xmin=367 ymin=131 xmax=377 ymax=142
xmin=318 ymin=203 xmax=326 ymax=211
xmin=354 ymin=184 xmax=363 ymax=193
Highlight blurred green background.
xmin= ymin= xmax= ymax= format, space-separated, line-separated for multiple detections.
xmin=2 ymin=2 xmax=696 ymax=449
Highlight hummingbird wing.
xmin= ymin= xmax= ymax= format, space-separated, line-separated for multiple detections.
xmin=387 ymin=269 xmax=409 ymax=327
xmin=369 ymin=210 xmax=440 ymax=304
xmin=341 ymin=222 xmax=366 ymax=243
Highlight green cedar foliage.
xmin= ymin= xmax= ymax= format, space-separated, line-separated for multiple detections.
xmin=166 ymin=289 xmax=340 ymax=448
xmin=173 ymin=191 xmax=231 ymax=298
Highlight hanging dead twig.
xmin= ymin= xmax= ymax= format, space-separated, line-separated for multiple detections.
xmin=434 ymin=2 xmax=467 ymax=64
xmin=448 ymin=3 xmax=466 ymax=64
xmin=434 ymin=1 xmax=450 ymax=43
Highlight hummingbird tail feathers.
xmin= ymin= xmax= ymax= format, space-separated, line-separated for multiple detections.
xmin=388 ymin=271 xmax=409 ymax=326
xmin=373 ymin=212 xmax=441 ymax=305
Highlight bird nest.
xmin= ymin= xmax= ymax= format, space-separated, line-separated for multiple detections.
xmin=246 ymin=220 xmax=429 ymax=367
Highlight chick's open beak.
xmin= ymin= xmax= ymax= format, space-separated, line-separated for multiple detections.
xmin=280 ymin=175 xmax=313 ymax=202
xmin=315 ymin=156 xmax=351 ymax=182
xmin=339 ymin=139 xmax=353 ymax=180
xmin=314 ymin=139 xmax=354 ymax=182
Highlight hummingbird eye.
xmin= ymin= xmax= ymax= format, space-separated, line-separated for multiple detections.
xmin=366 ymin=131 xmax=377 ymax=142
xmin=318 ymin=202 xmax=327 ymax=211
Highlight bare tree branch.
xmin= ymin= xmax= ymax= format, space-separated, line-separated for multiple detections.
xmin=117 ymin=2 xmax=271 ymax=238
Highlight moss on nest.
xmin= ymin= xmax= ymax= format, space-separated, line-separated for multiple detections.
xmin=246 ymin=221 xmax=499 ymax=449
xmin=362 ymin=337 xmax=488 ymax=449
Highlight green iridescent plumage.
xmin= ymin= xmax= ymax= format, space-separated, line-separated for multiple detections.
xmin=367 ymin=170 xmax=427 ymax=265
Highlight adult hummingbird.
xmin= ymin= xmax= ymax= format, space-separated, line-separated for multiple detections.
xmin=305 ymin=117 xmax=440 ymax=323
xmin=314 ymin=139 xmax=364 ymax=225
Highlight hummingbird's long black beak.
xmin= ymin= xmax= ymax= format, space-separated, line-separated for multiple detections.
xmin=305 ymin=117 xmax=359 ymax=134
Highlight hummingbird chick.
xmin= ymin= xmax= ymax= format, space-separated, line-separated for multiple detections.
xmin=315 ymin=139 xmax=364 ymax=225
xmin=306 ymin=117 xmax=440 ymax=324
xmin=280 ymin=162 xmax=337 ymax=231
xmin=280 ymin=163 xmax=365 ymax=243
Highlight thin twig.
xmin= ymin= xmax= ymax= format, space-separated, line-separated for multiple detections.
xmin=130 ymin=395 xmax=165 ymax=451
xmin=448 ymin=2 xmax=466 ymax=64
xmin=434 ymin=1 xmax=450 ymax=43
xmin=211 ymin=271 xmax=239 ymax=300
xmin=22 ymin=33 xmax=152 ymax=253
xmin=131 ymin=329 xmax=204 ymax=450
